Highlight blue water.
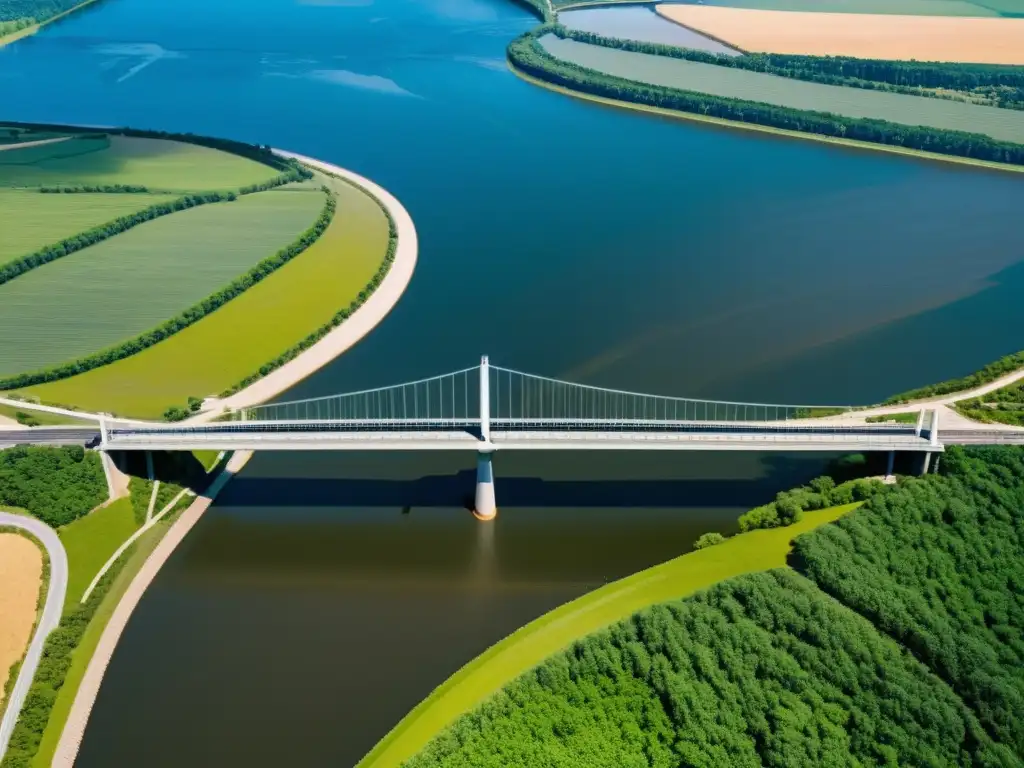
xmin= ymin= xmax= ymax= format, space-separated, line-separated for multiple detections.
xmin=5 ymin=0 xmax=1024 ymax=764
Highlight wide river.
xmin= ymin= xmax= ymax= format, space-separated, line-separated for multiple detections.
xmin=4 ymin=0 xmax=1024 ymax=764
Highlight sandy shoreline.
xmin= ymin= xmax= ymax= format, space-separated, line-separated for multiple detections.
xmin=51 ymin=450 xmax=253 ymax=767
xmin=195 ymin=150 xmax=418 ymax=420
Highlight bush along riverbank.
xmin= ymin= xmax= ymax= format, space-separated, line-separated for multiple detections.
xmin=550 ymin=25 xmax=1024 ymax=110
xmin=0 ymin=187 xmax=336 ymax=394
xmin=883 ymin=349 xmax=1024 ymax=404
xmin=508 ymin=26 xmax=1024 ymax=167
xmin=403 ymin=445 xmax=1024 ymax=766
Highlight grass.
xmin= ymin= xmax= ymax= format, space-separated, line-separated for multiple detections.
xmin=539 ymin=35 xmax=1024 ymax=143
xmin=31 ymin=514 xmax=174 ymax=768
xmin=0 ymin=190 xmax=171 ymax=264
xmin=192 ymin=450 xmax=222 ymax=472
xmin=58 ymin=498 xmax=139 ymax=611
xmin=668 ymin=0 xmax=1001 ymax=15
xmin=0 ymin=188 xmax=326 ymax=377
xmin=23 ymin=175 xmax=390 ymax=417
xmin=0 ymin=403 xmax=94 ymax=426
xmin=0 ymin=134 xmax=280 ymax=191
xmin=358 ymin=502 xmax=860 ymax=768
xmin=866 ymin=412 xmax=921 ymax=424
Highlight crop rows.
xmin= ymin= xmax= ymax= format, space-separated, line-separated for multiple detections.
xmin=540 ymin=35 xmax=1024 ymax=143
xmin=0 ymin=188 xmax=326 ymax=377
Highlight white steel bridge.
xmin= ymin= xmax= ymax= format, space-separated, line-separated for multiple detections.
xmin=100 ymin=356 xmax=963 ymax=519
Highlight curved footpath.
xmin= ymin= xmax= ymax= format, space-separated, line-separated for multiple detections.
xmin=197 ymin=149 xmax=419 ymax=419
xmin=0 ymin=513 xmax=68 ymax=760
xmin=51 ymin=450 xmax=253 ymax=767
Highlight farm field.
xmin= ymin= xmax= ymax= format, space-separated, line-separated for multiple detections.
xmin=0 ymin=190 xmax=171 ymax=263
xmin=0 ymin=188 xmax=326 ymax=377
xmin=0 ymin=531 xmax=42 ymax=712
xmin=656 ymin=5 xmax=1024 ymax=63
xmin=658 ymin=0 xmax=1004 ymax=15
xmin=22 ymin=176 xmax=390 ymax=418
xmin=539 ymin=35 xmax=1024 ymax=142
xmin=0 ymin=133 xmax=280 ymax=191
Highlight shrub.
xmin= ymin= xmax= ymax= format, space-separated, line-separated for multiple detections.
xmin=693 ymin=532 xmax=726 ymax=550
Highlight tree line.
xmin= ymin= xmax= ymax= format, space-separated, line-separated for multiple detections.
xmin=0 ymin=191 xmax=233 ymax=288
xmin=2 ymin=120 xmax=298 ymax=173
xmin=509 ymin=28 xmax=1024 ymax=167
xmin=883 ymin=349 xmax=1024 ymax=403
xmin=552 ymin=25 xmax=1024 ymax=110
xmin=407 ymin=445 xmax=1024 ymax=766
xmin=0 ymin=445 xmax=106 ymax=527
xmin=0 ymin=0 xmax=86 ymax=27
xmin=0 ymin=189 xmax=337 ymax=393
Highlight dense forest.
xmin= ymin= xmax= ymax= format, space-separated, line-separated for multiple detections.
xmin=552 ymin=26 xmax=1024 ymax=110
xmin=0 ymin=445 xmax=106 ymax=526
xmin=0 ymin=0 xmax=92 ymax=35
xmin=509 ymin=29 xmax=1024 ymax=166
xmin=409 ymin=446 xmax=1024 ymax=765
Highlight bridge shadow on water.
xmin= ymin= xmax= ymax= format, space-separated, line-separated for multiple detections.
xmin=216 ymin=453 xmax=873 ymax=511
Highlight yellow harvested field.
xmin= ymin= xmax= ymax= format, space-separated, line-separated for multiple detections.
xmin=0 ymin=533 xmax=43 ymax=708
xmin=656 ymin=5 xmax=1024 ymax=64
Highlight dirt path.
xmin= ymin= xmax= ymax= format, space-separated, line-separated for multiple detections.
xmin=0 ymin=535 xmax=43 ymax=712
xmin=0 ymin=136 xmax=71 ymax=152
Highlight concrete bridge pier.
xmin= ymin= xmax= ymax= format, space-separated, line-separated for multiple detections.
xmin=473 ymin=451 xmax=497 ymax=522
xmin=886 ymin=450 xmax=895 ymax=480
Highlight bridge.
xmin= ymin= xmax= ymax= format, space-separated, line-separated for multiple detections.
xmin=87 ymin=355 xmax=1024 ymax=519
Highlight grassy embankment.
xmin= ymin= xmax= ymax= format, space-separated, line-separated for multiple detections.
xmin=647 ymin=0 xmax=1014 ymax=14
xmin=21 ymin=174 xmax=391 ymax=417
xmin=0 ymin=403 xmax=93 ymax=426
xmin=358 ymin=501 xmax=858 ymax=768
xmin=400 ymin=446 xmax=1024 ymax=765
xmin=29 ymin=492 xmax=193 ymax=768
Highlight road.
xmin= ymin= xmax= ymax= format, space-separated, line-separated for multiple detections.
xmin=0 ymin=513 xmax=68 ymax=760
xmin=0 ymin=428 xmax=99 ymax=447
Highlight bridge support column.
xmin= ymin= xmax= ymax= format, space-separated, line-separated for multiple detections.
xmin=885 ymin=450 xmax=895 ymax=480
xmin=473 ymin=451 xmax=497 ymax=522
xmin=921 ymin=452 xmax=932 ymax=475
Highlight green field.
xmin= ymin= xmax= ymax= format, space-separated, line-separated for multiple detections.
xmin=22 ymin=176 xmax=390 ymax=417
xmin=58 ymin=497 xmax=138 ymax=610
xmin=0 ymin=189 xmax=171 ymax=263
xmin=0 ymin=188 xmax=326 ymax=377
xmin=540 ymin=35 xmax=1024 ymax=143
xmin=358 ymin=502 xmax=859 ymax=768
xmin=661 ymin=0 xmax=1005 ymax=14
xmin=0 ymin=133 xmax=280 ymax=191
xmin=0 ymin=402 xmax=94 ymax=426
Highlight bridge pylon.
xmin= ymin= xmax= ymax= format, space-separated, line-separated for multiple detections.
xmin=473 ymin=450 xmax=497 ymax=522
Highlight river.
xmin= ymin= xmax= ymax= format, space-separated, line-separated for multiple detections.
xmin=3 ymin=0 xmax=1024 ymax=764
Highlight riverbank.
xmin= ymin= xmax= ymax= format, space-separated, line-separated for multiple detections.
xmin=358 ymin=501 xmax=858 ymax=768
xmin=50 ymin=450 xmax=252 ymax=768
xmin=509 ymin=61 xmax=1024 ymax=176
xmin=0 ymin=0 xmax=105 ymax=49
xmin=200 ymin=150 xmax=419 ymax=417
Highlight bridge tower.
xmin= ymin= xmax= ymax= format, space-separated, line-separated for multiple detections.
xmin=474 ymin=355 xmax=497 ymax=521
